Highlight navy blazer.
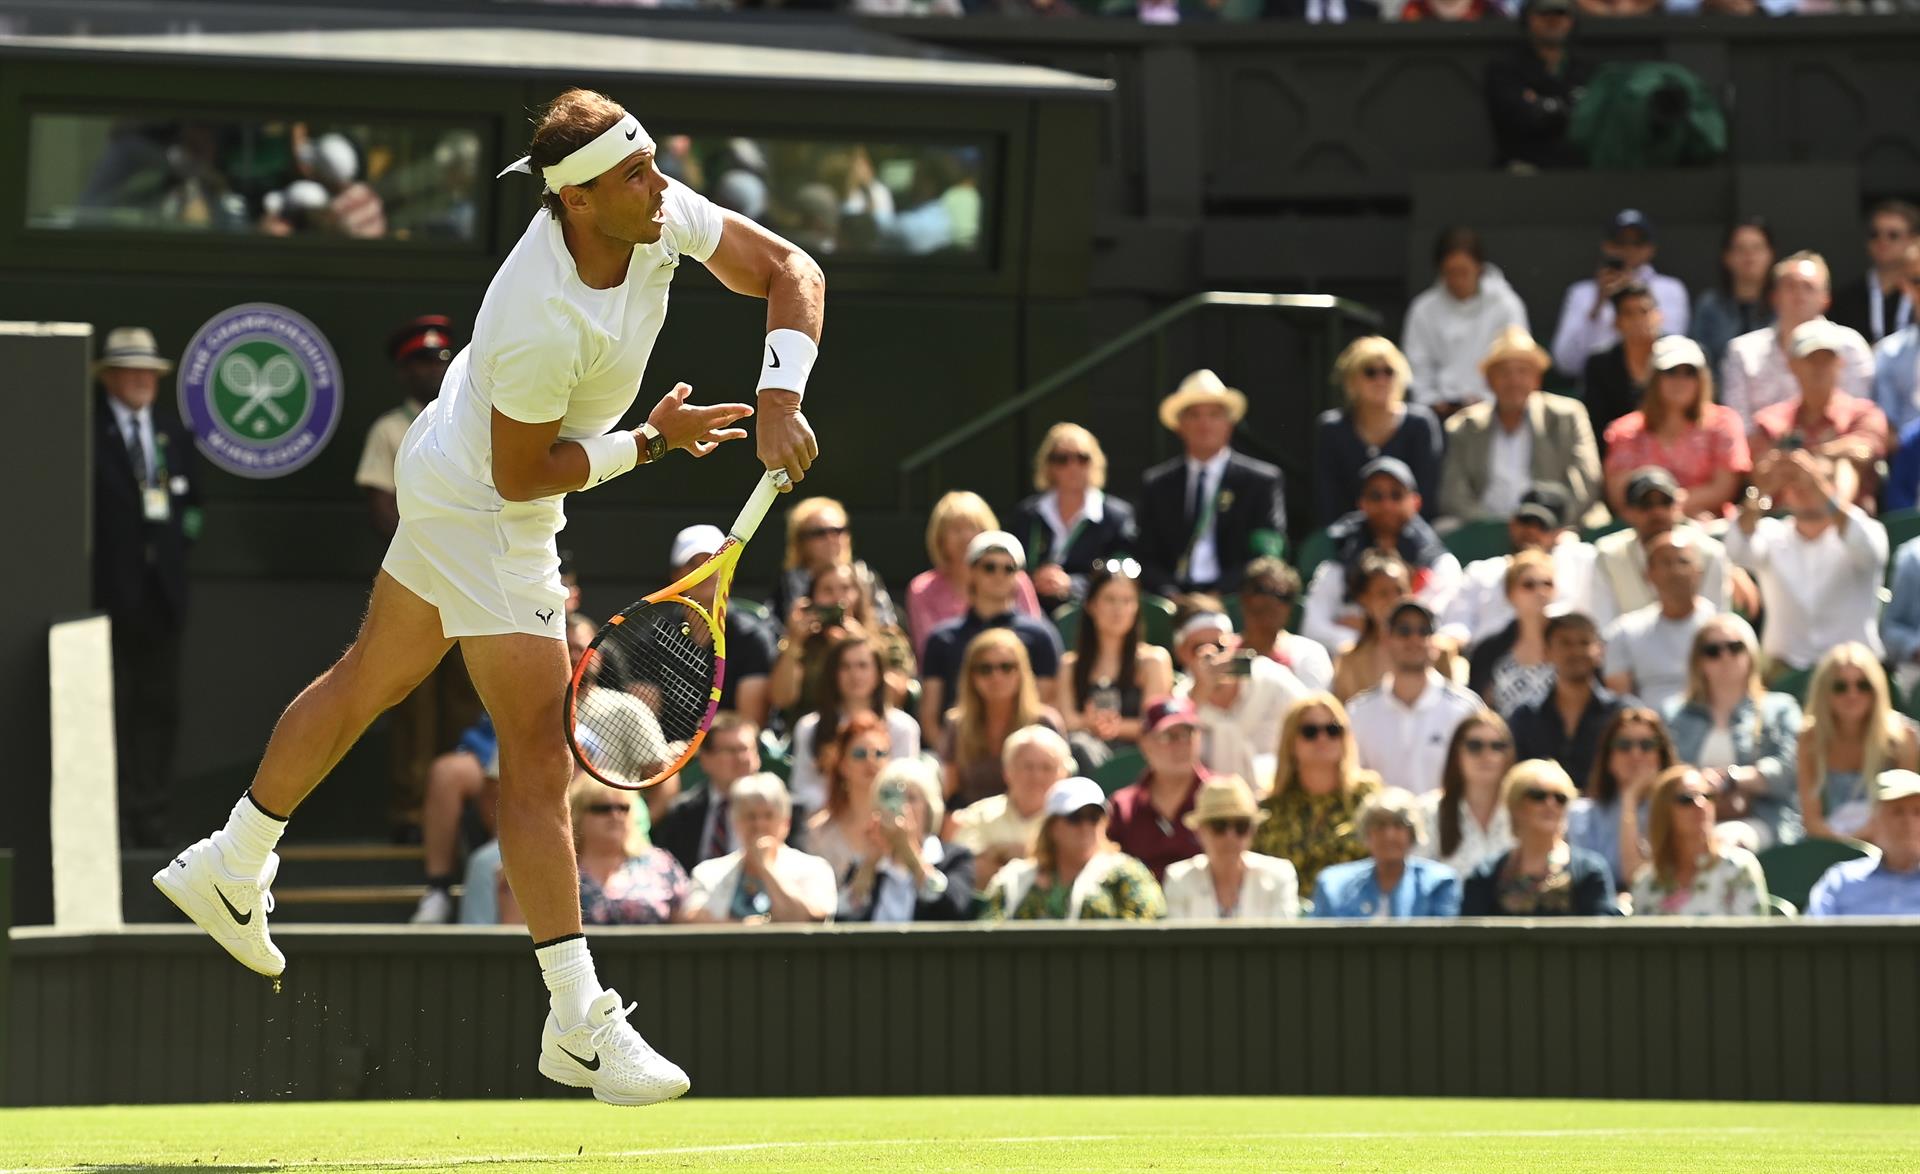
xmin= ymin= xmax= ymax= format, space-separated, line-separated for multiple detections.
xmin=1006 ymin=492 xmax=1140 ymax=609
xmin=1137 ymin=450 xmax=1287 ymax=596
xmin=1311 ymin=857 xmax=1461 ymax=918
xmin=92 ymin=391 xmax=201 ymax=622
xmin=1460 ymin=846 xmax=1619 ymax=916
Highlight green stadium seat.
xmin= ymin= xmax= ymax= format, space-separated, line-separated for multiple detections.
xmin=1756 ymin=837 xmax=1873 ymax=913
xmin=1770 ymin=667 xmax=1812 ymax=706
xmin=1883 ymin=508 xmax=1920 ymax=586
xmin=1442 ymin=518 xmax=1513 ymax=565
xmin=1089 ymin=747 xmax=1146 ymax=794
xmin=1052 ymin=601 xmax=1081 ymax=650
xmin=1294 ymin=528 xmax=1335 ymax=591
xmin=758 ymin=728 xmax=792 ymax=782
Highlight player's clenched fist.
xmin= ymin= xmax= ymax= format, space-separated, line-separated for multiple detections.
xmin=757 ymin=388 xmax=817 ymax=491
xmin=643 ymin=381 xmax=753 ymax=458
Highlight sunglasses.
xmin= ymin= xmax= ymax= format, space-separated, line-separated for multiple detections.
xmin=586 ymin=803 xmax=631 ymax=816
xmin=1391 ymin=623 xmax=1435 ymax=639
xmin=973 ymin=661 xmax=1021 ymax=678
xmin=799 ymin=524 xmax=848 ymax=541
xmin=1699 ymin=640 xmax=1745 ymax=660
xmin=1464 ymin=737 xmax=1511 ymax=755
xmin=1832 ymin=678 xmax=1875 ymax=696
xmin=1671 ymin=790 xmax=1711 ymax=809
xmin=1519 ymin=578 xmax=1555 ymax=592
xmin=1522 ymin=788 xmax=1570 ymax=807
xmin=1297 ymin=722 xmax=1346 ymax=742
xmin=1359 ymin=364 xmax=1395 ymax=380
xmin=847 ymin=746 xmax=888 ymax=761
xmin=976 ymin=561 xmax=1019 ymax=577
xmin=1204 ymin=818 xmax=1254 ymax=836
xmin=1062 ymin=806 xmax=1106 ymax=826
xmin=1612 ymin=737 xmax=1661 ymax=753
xmin=1047 ymin=450 xmax=1093 ymax=466
xmin=1363 ymin=488 xmax=1410 ymax=503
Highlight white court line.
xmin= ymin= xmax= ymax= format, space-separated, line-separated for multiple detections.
xmin=0 ymin=1125 xmax=1784 ymax=1174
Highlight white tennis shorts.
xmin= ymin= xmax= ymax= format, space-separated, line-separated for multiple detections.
xmin=380 ymin=412 xmax=568 ymax=640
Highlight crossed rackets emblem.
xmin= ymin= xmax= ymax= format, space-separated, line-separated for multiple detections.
xmin=220 ymin=351 xmax=302 ymax=435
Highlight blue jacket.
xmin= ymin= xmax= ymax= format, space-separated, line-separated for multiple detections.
xmin=1311 ymin=857 xmax=1461 ymax=918
xmin=1659 ymin=692 xmax=1804 ymax=846
xmin=1873 ymin=323 xmax=1920 ymax=440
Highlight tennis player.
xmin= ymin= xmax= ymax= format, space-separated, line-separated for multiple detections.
xmin=154 ymin=89 xmax=823 ymax=1106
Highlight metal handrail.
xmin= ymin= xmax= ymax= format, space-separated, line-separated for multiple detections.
xmin=895 ymin=290 xmax=1383 ymax=508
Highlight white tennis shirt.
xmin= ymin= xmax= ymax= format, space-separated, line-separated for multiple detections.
xmin=419 ymin=178 xmax=724 ymax=502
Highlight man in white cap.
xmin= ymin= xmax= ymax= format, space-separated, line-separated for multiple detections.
xmin=1749 ymin=318 xmax=1890 ymax=511
xmin=666 ymin=524 xmax=776 ymax=729
xmin=1137 ymin=369 xmax=1286 ymax=597
xmin=1721 ymin=252 xmax=1874 ymax=428
xmin=918 ymin=529 xmax=1063 ymax=740
xmin=1805 ymin=770 xmax=1920 ymax=916
xmin=156 ymin=87 xmax=826 ymax=1107
xmin=92 ymin=326 xmax=202 ymax=849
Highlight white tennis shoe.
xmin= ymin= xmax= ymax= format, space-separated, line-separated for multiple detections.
xmin=152 ymin=837 xmax=286 ymax=978
xmin=538 ymin=989 xmax=690 ymax=1106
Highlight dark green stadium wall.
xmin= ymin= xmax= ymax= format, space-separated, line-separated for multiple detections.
xmin=8 ymin=922 xmax=1920 ymax=1106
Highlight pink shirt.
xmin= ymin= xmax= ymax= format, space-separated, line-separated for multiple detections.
xmin=1604 ymin=404 xmax=1752 ymax=511
xmin=906 ymin=568 xmax=1042 ymax=661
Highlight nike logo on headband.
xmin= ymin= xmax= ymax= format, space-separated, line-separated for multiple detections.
xmin=625 ymin=128 xmax=637 ymax=141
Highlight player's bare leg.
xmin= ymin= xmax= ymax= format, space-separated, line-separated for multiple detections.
xmin=155 ymin=571 xmax=454 ymax=976
xmin=461 ymin=630 xmax=690 ymax=1106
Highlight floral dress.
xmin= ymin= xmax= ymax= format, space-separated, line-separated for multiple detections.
xmin=985 ymin=855 xmax=1166 ymax=922
xmin=579 ymin=849 xmax=690 ymax=925
xmin=1252 ymin=774 xmax=1379 ymax=899
xmin=1630 ymin=847 xmax=1769 ymax=916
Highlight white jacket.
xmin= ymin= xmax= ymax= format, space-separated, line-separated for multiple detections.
xmin=1402 ymin=263 xmax=1530 ymax=408
xmin=1161 ymin=852 xmax=1300 ymax=921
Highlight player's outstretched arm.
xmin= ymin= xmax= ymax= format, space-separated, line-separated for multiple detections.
xmin=490 ymin=391 xmax=752 ymax=502
xmin=701 ymin=210 xmax=825 ymax=490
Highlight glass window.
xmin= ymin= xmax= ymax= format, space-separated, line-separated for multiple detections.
xmin=656 ymin=135 xmax=989 ymax=261
xmin=25 ymin=111 xmax=484 ymax=243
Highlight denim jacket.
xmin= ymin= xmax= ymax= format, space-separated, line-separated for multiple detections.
xmin=1659 ymin=692 xmax=1804 ymax=845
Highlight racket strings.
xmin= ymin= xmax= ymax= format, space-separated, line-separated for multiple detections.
xmin=573 ymin=599 xmax=716 ymax=786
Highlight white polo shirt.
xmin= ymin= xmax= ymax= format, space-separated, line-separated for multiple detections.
xmin=1345 ymin=669 xmax=1483 ymax=796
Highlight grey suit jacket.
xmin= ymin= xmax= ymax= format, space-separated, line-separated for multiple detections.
xmin=1438 ymin=392 xmax=1607 ymax=528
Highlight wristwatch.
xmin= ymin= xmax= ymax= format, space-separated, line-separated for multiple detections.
xmin=639 ymin=422 xmax=668 ymax=464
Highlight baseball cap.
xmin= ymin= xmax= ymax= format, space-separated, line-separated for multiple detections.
xmin=1876 ymin=769 xmax=1920 ymax=804
xmin=1608 ymin=209 xmax=1655 ymax=241
xmin=1359 ymin=456 xmax=1419 ymax=492
xmin=1513 ymin=483 xmax=1571 ymax=530
xmin=670 ymin=524 xmax=725 ymax=569
xmin=1651 ymin=335 xmax=1707 ymax=372
xmin=1043 ymin=776 xmax=1109 ymax=819
xmin=1144 ymin=696 xmax=1200 ymax=736
xmin=388 ymin=314 xmax=456 ymax=365
xmin=966 ymin=529 xmax=1027 ymax=569
xmin=1789 ymin=319 xmax=1844 ymax=359
xmin=1387 ymin=599 xmax=1436 ymax=629
xmin=1625 ymin=466 xmax=1681 ymax=507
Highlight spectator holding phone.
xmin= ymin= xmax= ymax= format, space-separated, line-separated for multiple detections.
xmin=840 ymin=758 xmax=975 ymax=923
xmin=768 ymin=495 xmax=898 ymax=633
xmin=772 ymin=561 xmax=917 ymax=720
xmin=1747 ymin=320 xmax=1891 ymax=513
xmin=1058 ymin=560 xmax=1175 ymax=768
xmin=1549 ymin=210 xmax=1690 ymax=377
xmin=1175 ymin=610 xmax=1307 ymax=791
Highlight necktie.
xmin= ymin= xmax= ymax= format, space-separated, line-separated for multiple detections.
xmin=1187 ymin=465 xmax=1206 ymax=526
xmin=126 ymin=419 xmax=148 ymax=487
xmin=706 ymin=796 xmax=730 ymax=862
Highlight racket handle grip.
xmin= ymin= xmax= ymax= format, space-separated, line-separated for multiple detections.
xmin=729 ymin=468 xmax=791 ymax=543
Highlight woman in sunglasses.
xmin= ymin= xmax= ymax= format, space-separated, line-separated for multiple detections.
xmin=1465 ymin=549 xmax=1559 ymax=717
xmin=1059 ymin=561 xmax=1174 ymax=766
xmin=768 ymin=495 xmax=898 ymax=634
xmin=1798 ymin=642 xmax=1919 ymax=842
xmin=1418 ymin=712 xmax=1517 ymax=878
xmin=1329 ymin=550 xmax=1414 ymax=702
xmin=1567 ymin=707 xmax=1675 ymax=890
xmin=1660 ymin=616 xmax=1803 ymax=852
xmin=981 ymin=776 xmax=1165 ymax=922
xmin=802 ymin=712 xmax=896 ymax=892
xmin=1313 ymin=787 xmax=1461 ymax=918
xmin=1461 ymin=759 xmax=1618 ymax=916
xmin=1008 ymin=423 xmax=1140 ymax=614
xmin=567 ymin=772 xmax=689 ymax=926
xmin=1163 ymin=776 xmax=1299 ymax=920
xmin=1628 ymin=766 xmax=1770 ymax=916
xmin=940 ymin=629 xmax=1062 ymax=810
xmin=1313 ymin=336 xmax=1442 ymax=528
xmin=787 ymin=634 xmax=922 ymax=816
xmin=1252 ymin=693 xmax=1380 ymax=899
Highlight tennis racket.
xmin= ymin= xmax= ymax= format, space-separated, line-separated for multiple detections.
xmin=565 ymin=468 xmax=789 ymax=790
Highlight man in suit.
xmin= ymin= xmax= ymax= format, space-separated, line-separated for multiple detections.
xmin=1440 ymin=325 xmax=1606 ymax=529
xmin=92 ymin=327 xmax=202 ymax=848
xmin=653 ymin=714 xmax=771 ymax=874
xmin=1831 ymin=200 xmax=1919 ymax=346
xmin=1138 ymin=369 xmax=1286 ymax=597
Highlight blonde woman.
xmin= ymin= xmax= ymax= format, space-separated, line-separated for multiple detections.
xmin=1798 ymin=643 xmax=1920 ymax=842
xmin=1658 ymin=616 xmax=1802 ymax=851
xmin=906 ymin=490 xmax=1041 ymax=660
xmin=981 ymin=776 xmax=1165 ymax=922
xmin=1008 ymin=423 xmax=1140 ymax=612
xmin=1461 ymin=759 xmax=1617 ymax=916
xmin=1601 ymin=336 xmax=1750 ymax=520
xmin=939 ymin=628 xmax=1062 ymax=808
xmin=565 ymin=772 xmax=689 ymax=926
xmin=1313 ymin=336 xmax=1443 ymax=527
xmin=1630 ymin=766 xmax=1770 ymax=916
xmin=1252 ymin=692 xmax=1381 ymax=897
xmin=768 ymin=495 xmax=897 ymax=631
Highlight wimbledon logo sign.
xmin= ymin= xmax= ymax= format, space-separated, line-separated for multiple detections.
xmin=179 ymin=303 xmax=342 ymax=479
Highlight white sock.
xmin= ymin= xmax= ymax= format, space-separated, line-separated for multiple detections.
xmin=536 ymin=935 xmax=604 ymax=1028
xmin=213 ymin=793 xmax=287 ymax=880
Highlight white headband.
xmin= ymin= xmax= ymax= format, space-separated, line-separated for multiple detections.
xmin=1178 ymin=612 xmax=1234 ymax=643
xmin=496 ymin=114 xmax=654 ymax=192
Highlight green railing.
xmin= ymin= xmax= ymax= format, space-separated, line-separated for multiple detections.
xmin=895 ymin=291 xmax=1385 ymax=509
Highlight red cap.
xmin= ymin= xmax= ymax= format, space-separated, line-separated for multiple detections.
xmin=388 ymin=314 xmax=456 ymax=365
xmin=1144 ymin=696 xmax=1200 ymax=736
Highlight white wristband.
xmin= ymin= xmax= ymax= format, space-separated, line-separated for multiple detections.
xmin=758 ymin=328 xmax=818 ymax=401
xmin=578 ymin=430 xmax=639 ymax=490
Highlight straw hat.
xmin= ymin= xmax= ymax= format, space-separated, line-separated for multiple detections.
xmin=1181 ymin=775 xmax=1268 ymax=830
xmin=1477 ymin=325 xmax=1551 ymax=376
xmin=91 ymin=326 xmax=173 ymax=377
xmin=1158 ymin=369 xmax=1248 ymax=432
